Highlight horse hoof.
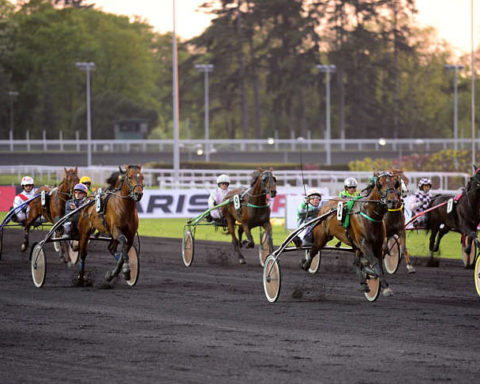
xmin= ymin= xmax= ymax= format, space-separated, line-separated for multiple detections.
xmin=382 ymin=287 xmax=394 ymax=297
xmin=238 ymin=257 xmax=246 ymax=265
xmin=20 ymin=243 xmax=27 ymax=252
xmin=361 ymin=283 xmax=370 ymax=293
xmin=105 ymin=271 xmax=113 ymax=282
xmin=246 ymin=242 xmax=254 ymax=249
xmin=122 ymin=264 xmax=131 ymax=280
xmin=406 ymin=264 xmax=416 ymax=274
xmin=300 ymin=258 xmax=311 ymax=271
xmin=426 ymin=258 xmax=439 ymax=268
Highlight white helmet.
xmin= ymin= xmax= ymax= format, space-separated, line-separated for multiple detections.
xmin=418 ymin=178 xmax=432 ymax=188
xmin=306 ymin=188 xmax=321 ymax=198
xmin=21 ymin=176 xmax=34 ymax=186
xmin=216 ymin=174 xmax=230 ymax=185
xmin=344 ymin=177 xmax=358 ymax=188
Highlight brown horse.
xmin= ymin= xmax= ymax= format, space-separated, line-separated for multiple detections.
xmin=21 ymin=167 xmax=79 ymax=256
xmin=75 ymin=164 xmax=143 ymax=285
xmin=425 ymin=165 xmax=480 ymax=266
xmin=305 ymin=171 xmax=399 ymax=294
xmin=384 ymin=168 xmax=415 ymax=273
xmin=221 ymin=168 xmax=277 ymax=264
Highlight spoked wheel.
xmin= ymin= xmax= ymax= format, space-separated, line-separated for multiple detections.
xmin=31 ymin=242 xmax=46 ymax=288
xmin=364 ymin=275 xmax=380 ymax=302
xmin=263 ymin=255 xmax=281 ymax=303
xmin=125 ymin=245 xmax=140 ymax=287
xmin=474 ymin=255 xmax=480 ymax=296
xmin=308 ymin=250 xmax=321 ymax=274
xmin=462 ymin=237 xmax=476 ymax=269
xmin=182 ymin=229 xmax=194 ymax=267
xmin=383 ymin=235 xmax=400 ymax=274
xmin=67 ymin=241 xmax=79 ymax=265
xmin=258 ymin=231 xmax=270 ymax=267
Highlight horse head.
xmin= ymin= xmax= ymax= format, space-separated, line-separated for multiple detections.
xmin=468 ymin=164 xmax=480 ymax=191
xmin=390 ymin=168 xmax=409 ymax=200
xmin=63 ymin=167 xmax=80 ymax=196
xmin=374 ymin=171 xmax=399 ymax=210
xmin=119 ymin=164 xmax=144 ymax=202
xmin=251 ymin=168 xmax=277 ymax=198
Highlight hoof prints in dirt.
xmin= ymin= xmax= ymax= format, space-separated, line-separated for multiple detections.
xmin=291 ymin=284 xmax=326 ymax=301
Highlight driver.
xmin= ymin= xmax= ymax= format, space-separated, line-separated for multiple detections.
xmin=293 ymin=188 xmax=322 ymax=248
xmin=12 ymin=176 xmax=36 ymax=224
xmin=62 ymin=183 xmax=88 ymax=238
xmin=207 ymin=174 xmax=230 ymax=224
xmin=410 ymin=178 xmax=433 ymax=228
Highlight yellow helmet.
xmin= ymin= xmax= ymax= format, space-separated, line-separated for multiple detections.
xmin=80 ymin=176 xmax=92 ymax=184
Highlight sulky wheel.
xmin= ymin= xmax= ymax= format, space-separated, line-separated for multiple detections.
xmin=462 ymin=238 xmax=476 ymax=269
xmin=182 ymin=229 xmax=194 ymax=267
xmin=258 ymin=231 xmax=270 ymax=267
xmin=31 ymin=242 xmax=46 ymax=288
xmin=474 ymin=255 xmax=480 ymax=297
xmin=263 ymin=255 xmax=281 ymax=303
xmin=383 ymin=235 xmax=400 ymax=274
xmin=67 ymin=241 xmax=79 ymax=265
xmin=125 ymin=245 xmax=140 ymax=287
xmin=364 ymin=275 xmax=380 ymax=302
xmin=308 ymin=250 xmax=321 ymax=274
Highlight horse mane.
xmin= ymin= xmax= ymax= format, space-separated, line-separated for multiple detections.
xmin=106 ymin=171 xmax=121 ymax=190
xmin=250 ymin=168 xmax=264 ymax=187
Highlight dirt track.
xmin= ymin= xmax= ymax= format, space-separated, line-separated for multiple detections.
xmin=1 ymin=228 xmax=480 ymax=383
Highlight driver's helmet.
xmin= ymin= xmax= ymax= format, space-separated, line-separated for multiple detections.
xmin=21 ymin=176 xmax=34 ymax=186
xmin=306 ymin=188 xmax=321 ymax=198
xmin=73 ymin=183 xmax=88 ymax=194
xmin=80 ymin=176 xmax=92 ymax=184
xmin=216 ymin=174 xmax=230 ymax=185
xmin=344 ymin=177 xmax=358 ymax=188
xmin=418 ymin=178 xmax=432 ymax=189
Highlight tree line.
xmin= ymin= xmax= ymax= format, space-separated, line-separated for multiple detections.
xmin=0 ymin=0 xmax=476 ymax=143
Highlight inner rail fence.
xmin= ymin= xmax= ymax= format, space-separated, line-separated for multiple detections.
xmin=0 ymin=165 xmax=469 ymax=195
xmin=0 ymin=137 xmax=479 ymax=154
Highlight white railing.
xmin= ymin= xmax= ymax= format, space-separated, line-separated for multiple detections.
xmin=0 ymin=165 xmax=469 ymax=195
xmin=0 ymin=137 xmax=479 ymax=153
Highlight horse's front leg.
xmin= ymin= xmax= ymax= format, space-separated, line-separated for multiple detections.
xmin=21 ymin=224 xmax=30 ymax=252
xmin=263 ymin=220 xmax=274 ymax=253
xmin=226 ymin=215 xmax=245 ymax=264
xmin=76 ymin=233 xmax=90 ymax=286
xmin=241 ymin=223 xmax=255 ymax=249
xmin=399 ymin=228 xmax=415 ymax=273
xmin=106 ymin=234 xmax=129 ymax=281
xmin=359 ymin=240 xmax=392 ymax=296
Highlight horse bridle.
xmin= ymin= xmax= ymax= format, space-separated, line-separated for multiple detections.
xmin=261 ymin=171 xmax=277 ymax=198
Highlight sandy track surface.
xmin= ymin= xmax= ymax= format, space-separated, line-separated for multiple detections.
xmin=1 ymin=229 xmax=479 ymax=383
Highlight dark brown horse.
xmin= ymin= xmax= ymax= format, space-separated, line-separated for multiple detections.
xmin=221 ymin=168 xmax=277 ymax=264
xmin=21 ymin=167 xmax=79 ymax=256
xmin=383 ymin=168 xmax=415 ymax=273
xmin=306 ymin=171 xmax=399 ymax=294
xmin=425 ymin=165 xmax=480 ymax=266
xmin=75 ymin=164 xmax=143 ymax=285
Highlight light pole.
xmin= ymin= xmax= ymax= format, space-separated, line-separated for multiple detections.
xmin=195 ymin=64 xmax=214 ymax=162
xmin=8 ymin=91 xmax=19 ymax=140
xmin=75 ymin=61 xmax=95 ymax=167
xmin=316 ymin=64 xmax=336 ymax=165
xmin=444 ymin=64 xmax=464 ymax=151
xmin=172 ymin=0 xmax=180 ymax=184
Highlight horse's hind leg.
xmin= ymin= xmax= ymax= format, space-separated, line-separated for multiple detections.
xmin=353 ymin=252 xmax=369 ymax=292
xmin=106 ymin=234 xmax=130 ymax=281
xmin=263 ymin=221 xmax=274 ymax=253
xmin=21 ymin=225 xmax=30 ymax=252
xmin=400 ymin=229 xmax=415 ymax=273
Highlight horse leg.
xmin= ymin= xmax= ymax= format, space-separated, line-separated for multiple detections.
xmin=238 ymin=226 xmax=244 ymax=248
xmin=21 ymin=224 xmax=30 ymax=252
xmin=106 ymin=234 xmax=129 ymax=281
xmin=263 ymin=221 xmax=274 ymax=253
xmin=242 ymin=224 xmax=255 ymax=249
xmin=76 ymin=234 xmax=90 ymax=286
xmin=428 ymin=228 xmax=446 ymax=267
xmin=226 ymin=215 xmax=245 ymax=264
xmin=300 ymin=226 xmax=327 ymax=271
xmin=353 ymin=251 xmax=369 ymax=292
xmin=358 ymin=240 xmax=392 ymax=296
xmin=428 ymin=228 xmax=438 ymax=258
xmin=400 ymin=229 xmax=415 ymax=273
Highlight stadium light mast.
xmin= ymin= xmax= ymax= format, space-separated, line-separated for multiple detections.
xmin=8 ymin=91 xmax=19 ymax=140
xmin=444 ymin=64 xmax=464 ymax=152
xmin=172 ymin=0 xmax=180 ymax=184
xmin=195 ymin=64 xmax=214 ymax=162
xmin=316 ymin=64 xmax=336 ymax=166
xmin=75 ymin=61 xmax=95 ymax=168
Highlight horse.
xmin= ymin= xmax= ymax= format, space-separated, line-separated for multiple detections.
xmin=21 ymin=167 xmax=79 ymax=257
xmin=74 ymin=164 xmax=143 ymax=285
xmin=305 ymin=171 xmax=399 ymax=295
xmin=221 ymin=168 xmax=277 ymax=264
xmin=425 ymin=165 xmax=480 ymax=266
xmin=383 ymin=168 xmax=416 ymax=273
